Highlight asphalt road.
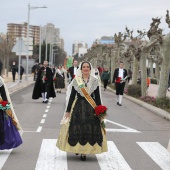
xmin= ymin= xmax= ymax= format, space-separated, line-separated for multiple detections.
xmin=0 ymin=84 xmax=170 ymax=170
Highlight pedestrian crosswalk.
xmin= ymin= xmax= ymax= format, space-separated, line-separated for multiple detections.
xmin=137 ymin=142 xmax=170 ymax=170
xmin=96 ymin=141 xmax=132 ymax=170
xmin=0 ymin=149 xmax=12 ymax=170
xmin=35 ymin=139 xmax=67 ymax=170
xmin=34 ymin=139 xmax=170 ymax=170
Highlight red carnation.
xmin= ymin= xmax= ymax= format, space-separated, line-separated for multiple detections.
xmin=94 ymin=105 xmax=107 ymax=118
xmin=94 ymin=105 xmax=108 ymax=134
xmin=44 ymin=77 xmax=48 ymax=81
xmin=0 ymin=101 xmax=8 ymax=107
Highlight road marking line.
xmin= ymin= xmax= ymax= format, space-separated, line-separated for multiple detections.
xmin=36 ymin=126 xmax=42 ymax=132
xmin=45 ymin=109 xmax=49 ymax=112
xmin=40 ymin=119 xmax=45 ymax=124
xmin=96 ymin=141 xmax=132 ymax=170
xmin=137 ymin=142 xmax=170 ymax=170
xmin=35 ymin=139 xmax=68 ymax=170
xmin=105 ymin=119 xmax=141 ymax=133
xmin=46 ymin=106 xmax=50 ymax=109
xmin=23 ymin=131 xmax=37 ymax=133
xmin=8 ymin=81 xmax=20 ymax=88
xmin=43 ymin=114 xmax=47 ymax=118
xmin=0 ymin=149 xmax=12 ymax=169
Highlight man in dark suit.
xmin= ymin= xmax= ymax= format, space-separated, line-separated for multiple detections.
xmin=68 ymin=60 xmax=79 ymax=81
xmin=32 ymin=60 xmax=56 ymax=103
xmin=112 ymin=62 xmax=127 ymax=106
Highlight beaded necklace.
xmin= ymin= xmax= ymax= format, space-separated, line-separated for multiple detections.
xmin=82 ymin=76 xmax=90 ymax=87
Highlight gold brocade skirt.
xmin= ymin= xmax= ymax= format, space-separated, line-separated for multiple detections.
xmin=56 ymin=99 xmax=108 ymax=154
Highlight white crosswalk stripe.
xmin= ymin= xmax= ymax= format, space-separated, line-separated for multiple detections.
xmin=35 ymin=139 xmax=68 ymax=170
xmin=137 ymin=142 xmax=170 ymax=170
xmin=0 ymin=149 xmax=12 ymax=170
xmin=96 ymin=141 xmax=132 ymax=170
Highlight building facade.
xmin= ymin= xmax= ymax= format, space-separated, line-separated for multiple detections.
xmin=94 ymin=36 xmax=115 ymax=45
xmin=7 ymin=22 xmax=40 ymax=45
xmin=41 ymin=23 xmax=60 ymax=45
xmin=72 ymin=41 xmax=88 ymax=57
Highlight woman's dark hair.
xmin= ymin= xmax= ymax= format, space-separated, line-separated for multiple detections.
xmin=80 ymin=61 xmax=91 ymax=70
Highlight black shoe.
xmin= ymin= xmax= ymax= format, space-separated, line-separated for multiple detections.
xmin=117 ymin=102 xmax=119 ymax=105
xmin=118 ymin=103 xmax=122 ymax=106
xmin=42 ymin=101 xmax=45 ymax=103
xmin=44 ymin=100 xmax=48 ymax=103
xmin=80 ymin=154 xmax=86 ymax=161
xmin=75 ymin=153 xmax=79 ymax=155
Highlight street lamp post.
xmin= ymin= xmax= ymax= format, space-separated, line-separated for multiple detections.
xmin=39 ymin=26 xmax=42 ymax=63
xmin=26 ymin=3 xmax=47 ymax=81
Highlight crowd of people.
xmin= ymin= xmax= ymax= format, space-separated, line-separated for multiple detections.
xmin=0 ymin=59 xmax=142 ymax=161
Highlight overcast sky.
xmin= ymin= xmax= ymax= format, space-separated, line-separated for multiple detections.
xmin=1 ymin=0 xmax=170 ymax=55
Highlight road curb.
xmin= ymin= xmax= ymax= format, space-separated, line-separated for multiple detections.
xmin=107 ymin=86 xmax=170 ymax=121
xmin=9 ymin=82 xmax=34 ymax=96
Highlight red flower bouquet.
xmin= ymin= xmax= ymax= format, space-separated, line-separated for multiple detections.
xmin=0 ymin=101 xmax=10 ymax=111
xmin=94 ymin=105 xmax=108 ymax=134
xmin=44 ymin=77 xmax=48 ymax=81
xmin=116 ymin=77 xmax=121 ymax=83
xmin=0 ymin=101 xmax=8 ymax=107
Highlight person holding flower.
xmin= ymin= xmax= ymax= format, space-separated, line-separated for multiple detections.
xmin=112 ymin=62 xmax=127 ymax=106
xmin=56 ymin=61 xmax=108 ymax=161
xmin=32 ymin=60 xmax=56 ymax=103
xmin=0 ymin=76 xmax=23 ymax=150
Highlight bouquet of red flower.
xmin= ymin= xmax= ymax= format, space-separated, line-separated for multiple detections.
xmin=0 ymin=101 xmax=10 ymax=110
xmin=116 ymin=77 xmax=121 ymax=83
xmin=94 ymin=105 xmax=107 ymax=134
xmin=44 ymin=77 xmax=48 ymax=81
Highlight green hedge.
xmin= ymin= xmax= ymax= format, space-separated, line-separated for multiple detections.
xmin=150 ymin=78 xmax=157 ymax=84
xmin=127 ymin=84 xmax=141 ymax=97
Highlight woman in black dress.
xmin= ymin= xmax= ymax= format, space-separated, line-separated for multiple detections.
xmin=57 ymin=62 xmax=107 ymax=161
xmin=55 ymin=65 xmax=65 ymax=93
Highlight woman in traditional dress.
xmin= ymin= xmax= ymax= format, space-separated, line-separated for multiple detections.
xmin=0 ymin=77 xmax=23 ymax=150
xmin=56 ymin=61 xmax=107 ymax=161
xmin=55 ymin=65 xmax=65 ymax=93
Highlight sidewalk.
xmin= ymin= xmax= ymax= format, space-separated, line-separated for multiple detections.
xmin=148 ymin=84 xmax=170 ymax=98
xmin=2 ymin=72 xmax=34 ymax=94
xmin=107 ymin=83 xmax=170 ymax=121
